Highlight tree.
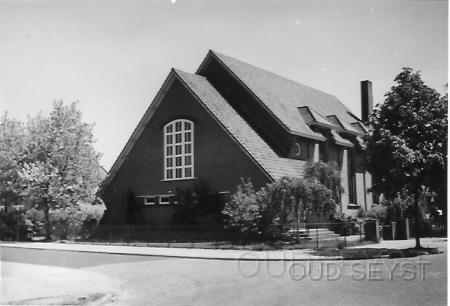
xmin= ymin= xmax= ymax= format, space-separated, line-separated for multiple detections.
xmin=17 ymin=101 xmax=104 ymax=239
xmin=0 ymin=113 xmax=27 ymax=213
xmin=365 ymin=68 xmax=447 ymax=248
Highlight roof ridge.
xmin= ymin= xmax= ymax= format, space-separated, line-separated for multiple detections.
xmin=172 ymin=68 xmax=207 ymax=79
xmin=209 ymin=50 xmax=341 ymax=101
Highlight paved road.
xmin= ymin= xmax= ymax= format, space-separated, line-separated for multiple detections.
xmin=1 ymin=241 xmax=447 ymax=305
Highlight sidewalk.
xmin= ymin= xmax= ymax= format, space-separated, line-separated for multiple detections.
xmin=1 ymin=238 xmax=445 ymax=261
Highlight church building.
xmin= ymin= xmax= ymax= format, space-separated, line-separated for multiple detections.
xmin=99 ymin=50 xmax=374 ymax=225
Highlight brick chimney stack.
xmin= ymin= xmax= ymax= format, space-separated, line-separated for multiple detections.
xmin=361 ymin=80 xmax=373 ymax=122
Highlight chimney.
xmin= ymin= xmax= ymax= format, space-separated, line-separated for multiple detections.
xmin=361 ymin=80 xmax=373 ymax=122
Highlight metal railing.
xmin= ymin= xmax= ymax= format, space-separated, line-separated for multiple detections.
xmin=0 ymin=220 xmax=376 ymax=250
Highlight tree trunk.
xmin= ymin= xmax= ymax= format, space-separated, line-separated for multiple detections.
xmin=44 ymin=204 xmax=51 ymax=241
xmin=414 ymin=192 xmax=421 ymax=249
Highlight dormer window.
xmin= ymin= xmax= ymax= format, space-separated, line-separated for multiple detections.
xmin=164 ymin=119 xmax=194 ymax=180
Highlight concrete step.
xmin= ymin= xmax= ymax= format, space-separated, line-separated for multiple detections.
xmin=284 ymin=228 xmax=340 ymax=241
xmin=287 ymin=228 xmax=335 ymax=234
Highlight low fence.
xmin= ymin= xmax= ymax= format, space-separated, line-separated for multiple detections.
xmin=0 ymin=220 xmax=379 ymax=250
xmin=84 ymin=222 xmax=371 ymax=250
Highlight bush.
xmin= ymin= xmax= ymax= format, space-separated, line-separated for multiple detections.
xmin=0 ymin=210 xmax=31 ymax=241
xmin=305 ymin=161 xmax=344 ymax=207
xmin=25 ymin=208 xmax=45 ymax=237
xmin=366 ymin=205 xmax=387 ymax=221
xmin=50 ymin=202 xmax=105 ymax=240
xmin=222 ymin=178 xmax=264 ymax=239
xmin=224 ymin=168 xmax=341 ymax=241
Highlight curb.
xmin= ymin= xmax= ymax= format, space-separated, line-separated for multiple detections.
xmin=0 ymin=244 xmax=344 ymax=261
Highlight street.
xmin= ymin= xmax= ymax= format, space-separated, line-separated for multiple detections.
xmin=1 ymin=240 xmax=447 ymax=305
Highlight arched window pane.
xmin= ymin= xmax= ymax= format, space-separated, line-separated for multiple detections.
xmin=164 ymin=119 xmax=194 ymax=180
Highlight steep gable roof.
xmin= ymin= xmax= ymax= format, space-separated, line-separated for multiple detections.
xmin=100 ymin=68 xmax=309 ymax=193
xmin=201 ymin=50 xmax=364 ymax=139
xmin=175 ymin=69 xmax=306 ymax=180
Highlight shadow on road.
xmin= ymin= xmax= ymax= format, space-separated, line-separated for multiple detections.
xmin=0 ymin=246 xmax=169 ymax=268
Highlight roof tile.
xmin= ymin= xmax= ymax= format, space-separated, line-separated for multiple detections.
xmin=175 ymin=69 xmax=306 ymax=180
xmin=211 ymin=51 xmax=365 ymax=137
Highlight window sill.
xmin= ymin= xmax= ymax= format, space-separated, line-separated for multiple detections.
xmin=161 ymin=177 xmax=199 ymax=182
xmin=347 ymin=204 xmax=360 ymax=210
xmin=144 ymin=203 xmax=177 ymax=207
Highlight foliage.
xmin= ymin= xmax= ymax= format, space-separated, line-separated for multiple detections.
xmin=223 ymin=166 xmax=341 ymax=239
xmin=0 ymin=211 xmax=32 ymax=241
xmin=49 ymin=202 xmax=105 ymax=240
xmin=25 ymin=208 xmax=46 ymax=237
xmin=365 ymin=68 xmax=447 ymax=247
xmin=222 ymin=178 xmax=264 ymax=235
xmin=356 ymin=208 xmax=366 ymax=219
xmin=304 ymin=161 xmax=344 ymax=207
xmin=260 ymin=177 xmax=335 ymax=226
xmin=0 ymin=114 xmax=27 ymax=211
xmin=366 ymin=205 xmax=387 ymax=221
xmin=0 ymin=101 xmax=105 ymax=239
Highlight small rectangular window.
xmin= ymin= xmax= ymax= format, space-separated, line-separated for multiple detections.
xmin=166 ymin=146 xmax=173 ymax=156
xmin=166 ymin=158 xmax=173 ymax=167
xmin=185 ymin=155 xmax=191 ymax=165
xmin=184 ymin=122 xmax=191 ymax=130
xmin=166 ymin=135 xmax=173 ymax=144
xmin=175 ymin=133 xmax=182 ymax=143
xmin=175 ymin=121 xmax=182 ymax=132
xmin=175 ymin=168 xmax=182 ymax=178
xmin=144 ymin=197 xmax=156 ymax=205
xmin=160 ymin=196 xmax=170 ymax=205
xmin=166 ymin=125 xmax=173 ymax=133
xmin=175 ymin=156 xmax=182 ymax=166
xmin=166 ymin=169 xmax=173 ymax=179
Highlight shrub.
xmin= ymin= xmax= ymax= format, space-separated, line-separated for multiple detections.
xmin=50 ymin=202 xmax=105 ymax=240
xmin=366 ymin=205 xmax=387 ymax=221
xmin=305 ymin=161 xmax=343 ymax=208
xmin=224 ymin=171 xmax=340 ymax=240
xmin=25 ymin=208 xmax=45 ymax=237
xmin=222 ymin=178 xmax=264 ymax=237
xmin=0 ymin=210 xmax=31 ymax=241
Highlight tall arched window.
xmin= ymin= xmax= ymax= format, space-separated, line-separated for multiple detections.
xmin=164 ymin=119 xmax=194 ymax=180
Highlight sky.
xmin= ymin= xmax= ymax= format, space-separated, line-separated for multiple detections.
xmin=0 ymin=0 xmax=447 ymax=170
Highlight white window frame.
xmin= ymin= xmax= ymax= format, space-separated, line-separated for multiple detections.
xmin=143 ymin=195 xmax=174 ymax=205
xmin=163 ymin=119 xmax=194 ymax=180
xmin=144 ymin=197 xmax=156 ymax=205
xmin=159 ymin=195 xmax=171 ymax=205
